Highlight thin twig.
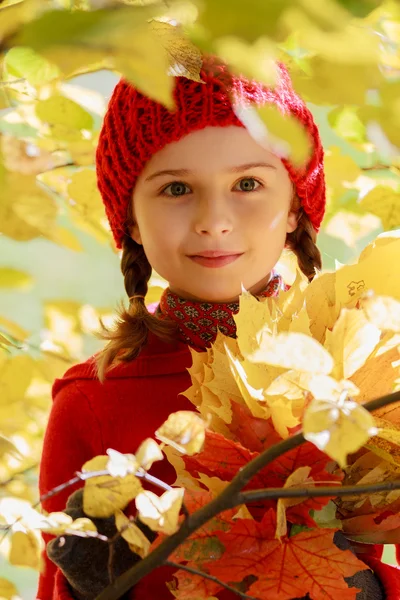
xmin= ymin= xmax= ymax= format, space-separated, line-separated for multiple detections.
xmin=0 ymin=463 xmax=38 ymax=487
xmin=239 ymin=479 xmax=400 ymax=503
xmin=164 ymin=561 xmax=259 ymax=600
xmin=95 ymin=389 xmax=400 ymax=600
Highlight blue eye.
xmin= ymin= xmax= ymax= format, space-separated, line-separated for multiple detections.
xmin=162 ymin=182 xmax=190 ymax=196
xmin=234 ymin=177 xmax=261 ymax=192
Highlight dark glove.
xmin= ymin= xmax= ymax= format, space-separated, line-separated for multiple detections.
xmin=46 ymin=488 xmax=155 ymax=600
xmin=292 ymin=531 xmax=384 ymax=600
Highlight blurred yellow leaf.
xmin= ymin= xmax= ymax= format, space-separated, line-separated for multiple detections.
xmin=0 ymin=316 xmax=29 ymax=342
xmin=135 ymin=488 xmax=184 ymax=535
xmin=36 ymin=94 xmax=94 ymax=139
xmin=67 ymin=168 xmax=105 ymax=221
xmin=360 ymin=186 xmax=400 ymax=231
xmin=9 ymin=529 xmax=43 ymax=570
xmin=361 ymin=294 xmax=400 ymax=332
xmin=106 ymin=449 xmax=138 ymax=478
xmin=303 ymin=398 xmax=377 ymax=468
xmin=4 ymin=46 xmax=60 ymax=86
xmin=0 ymin=268 xmax=33 ymax=290
xmin=0 ymin=435 xmax=21 ymax=459
xmin=0 ymin=172 xmax=58 ymax=242
xmin=215 ymin=35 xmax=277 ymax=85
xmin=82 ymin=455 xmax=142 ymax=518
xmin=291 ymin=56 xmax=382 ymax=105
xmin=115 ymin=510 xmax=150 ymax=558
xmin=330 ymin=309 xmax=381 ymax=379
xmin=0 ymin=578 xmax=18 ymax=600
xmin=256 ymin=104 xmax=312 ymax=168
xmin=155 ymin=410 xmax=207 ymax=455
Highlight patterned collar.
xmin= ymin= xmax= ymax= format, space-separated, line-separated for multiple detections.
xmin=158 ymin=272 xmax=286 ymax=351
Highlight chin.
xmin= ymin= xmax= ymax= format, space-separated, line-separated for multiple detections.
xmin=193 ymin=286 xmax=243 ymax=304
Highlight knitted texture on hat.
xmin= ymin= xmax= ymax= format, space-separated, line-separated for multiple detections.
xmin=96 ymin=56 xmax=326 ymax=250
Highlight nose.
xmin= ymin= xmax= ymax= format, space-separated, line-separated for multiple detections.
xmin=193 ymin=194 xmax=233 ymax=236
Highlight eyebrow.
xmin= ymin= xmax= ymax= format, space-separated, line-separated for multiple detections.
xmin=144 ymin=162 xmax=277 ymax=182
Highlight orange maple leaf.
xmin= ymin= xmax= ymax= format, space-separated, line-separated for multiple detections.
xmin=205 ymin=510 xmax=368 ymax=600
xmin=184 ymin=431 xmax=342 ymax=525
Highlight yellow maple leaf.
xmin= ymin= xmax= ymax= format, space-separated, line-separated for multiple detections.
xmin=226 ymin=347 xmax=300 ymax=437
xmin=155 ymin=411 xmax=208 ymax=455
xmin=135 ymin=438 xmax=164 ymax=471
xmin=267 ymin=269 xmax=308 ymax=332
xmin=115 ymin=510 xmax=150 ymax=558
xmin=9 ymin=529 xmax=43 ymax=571
xmin=350 ymin=343 xmax=400 ymax=409
xmin=235 ymin=289 xmax=274 ymax=356
xmin=246 ymin=330 xmax=334 ymax=375
xmin=329 ymin=308 xmax=381 ymax=379
xmin=305 ymin=271 xmax=338 ymax=343
xmin=38 ymin=511 xmax=97 ymax=536
xmin=276 ymin=466 xmax=312 ymax=538
xmin=335 ymin=233 xmax=400 ymax=309
xmin=82 ymin=455 xmax=142 ymax=518
xmin=136 ymin=488 xmax=184 ymax=535
xmin=162 ymin=445 xmax=203 ymax=491
xmin=303 ymin=397 xmax=377 ymax=468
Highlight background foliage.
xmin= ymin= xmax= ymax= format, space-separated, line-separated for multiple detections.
xmin=0 ymin=0 xmax=399 ymax=597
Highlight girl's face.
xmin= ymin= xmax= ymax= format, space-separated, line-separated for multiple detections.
xmin=131 ymin=125 xmax=298 ymax=302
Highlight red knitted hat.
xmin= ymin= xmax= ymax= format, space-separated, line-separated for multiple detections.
xmin=96 ymin=56 xmax=326 ymax=250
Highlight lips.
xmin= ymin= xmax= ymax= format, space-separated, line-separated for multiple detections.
xmin=188 ymin=252 xmax=243 ymax=268
xmin=189 ymin=250 xmax=242 ymax=258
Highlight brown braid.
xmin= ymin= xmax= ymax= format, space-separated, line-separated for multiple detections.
xmin=94 ymin=232 xmax=177 ymax=383
xmin=286 ymin=208 xmax=322 ymax=282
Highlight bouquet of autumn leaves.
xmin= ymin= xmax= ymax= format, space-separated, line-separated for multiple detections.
xmin=6 ymin=231 xmax=399 ymax=600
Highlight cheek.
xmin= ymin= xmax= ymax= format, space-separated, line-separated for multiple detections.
xmin=247 ymin=203 xmax=289 ymax=234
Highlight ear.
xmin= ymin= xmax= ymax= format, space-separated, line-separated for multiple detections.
xmin=286 ymin=208 xmax=298 ymax=234
xmin=130 ymin=221 xmax=142 ymax=245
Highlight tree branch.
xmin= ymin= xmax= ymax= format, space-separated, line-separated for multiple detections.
xmin=96 ymin=389 xmax=400 ymax=600
xmin=164 ymin=561 xmax=258 ymax=600
xmin=239 ymin=479 xmax=400 ymax=503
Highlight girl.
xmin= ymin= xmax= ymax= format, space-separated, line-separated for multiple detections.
xmin=37 ymin=56 xmax=398 ymax=600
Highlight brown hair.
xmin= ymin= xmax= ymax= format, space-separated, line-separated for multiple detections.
xmin=94 ymin=199 xmax=322 ymax=383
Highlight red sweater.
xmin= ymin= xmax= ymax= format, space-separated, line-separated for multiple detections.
xmin=38 ymin=332 xmax=400 ymax=600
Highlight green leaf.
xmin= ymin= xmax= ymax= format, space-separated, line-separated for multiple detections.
xmin=4 ymin=46 xmax=60 ymax=86
xmin=289 ymin=524 xmax=313 ymax=536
